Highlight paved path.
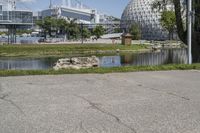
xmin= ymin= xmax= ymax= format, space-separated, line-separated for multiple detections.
xmin=0 ymin=71 xmax=200 ymax=133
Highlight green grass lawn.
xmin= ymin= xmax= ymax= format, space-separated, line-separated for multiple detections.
xmin=0 ymin=44 xmax=148 ymax=57
xmin=1 ymin=64 xmax=200 ymax=77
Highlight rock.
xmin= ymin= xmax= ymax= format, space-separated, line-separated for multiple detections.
xmin=53 ymin=56 xmax=99 ymax=70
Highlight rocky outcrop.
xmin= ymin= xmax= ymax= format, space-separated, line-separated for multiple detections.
xmin=53 ymin=56 xmax=99 ymax=70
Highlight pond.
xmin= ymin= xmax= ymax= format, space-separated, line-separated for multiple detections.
xmin=0 ymin=49 xmax=188 ymax=70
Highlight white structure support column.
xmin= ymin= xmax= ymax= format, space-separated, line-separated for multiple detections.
xmin=187 ymin=0 xmax=192 ymax=64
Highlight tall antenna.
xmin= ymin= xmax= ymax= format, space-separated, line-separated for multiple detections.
xmin=49 ymin=0 xmax=52 ymax=9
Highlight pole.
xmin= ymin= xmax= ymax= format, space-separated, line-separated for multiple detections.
xmin=81 ymin=23 xmax=83 ymax=44
xmin=49 ymin=0 xmax=52 ymax=9
xmin=187 ymin=0 xmax=192 ymax=64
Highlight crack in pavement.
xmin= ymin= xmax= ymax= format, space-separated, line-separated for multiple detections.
xmin=0 ymin=84 xmax=2 ymax=92
xmin=166 ymin=92 xmax=190 ymax=101
xmin=115 ymin=77 xmax=191 ymax=102
xmin=136 ymin=83 xmax=190 ymax=101
xmin=0 ymin=93 xmax=25 ymax=115
xmin=79 ymin=121 xmax=89 ymax=133
xmin=147 ymin=87 xmax=190 ymax=101
xmin=74 ymin=95 xmax=137 ymax=133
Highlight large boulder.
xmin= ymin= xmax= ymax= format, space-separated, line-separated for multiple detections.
xmin=53 ymin=56 xmax=99 ymax=70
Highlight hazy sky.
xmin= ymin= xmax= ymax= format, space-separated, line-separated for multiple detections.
xmin=16 ymin=0 xmax=130 ymax=18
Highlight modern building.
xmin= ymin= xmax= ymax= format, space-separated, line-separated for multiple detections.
xmin=121 ymin=0 xmax=168 ymax=40
xmin=0 ymin=0 xmax=33 ymax=25
xmin=0 ymin=0 xmax=120 ymax=44
xmin=39 ymin=0 xmax=120 ymax=33
xmin=0 ymin=0 xmax=33 ymax=43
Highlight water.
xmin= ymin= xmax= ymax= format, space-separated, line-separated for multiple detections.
xmin=0 ymin=49 xmax=188 ymax=70
xmin=0 ymin=57 xmax=58 ymax=70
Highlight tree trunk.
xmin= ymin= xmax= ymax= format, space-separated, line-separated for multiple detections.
xmin=173 ymin=0 xmax=200 ymax=62
xmin=171 ymin=30 xmax=174 ymax=40
xmin=173 ymin=0 xmax=187 ymax=43
xmin=168 ymin=31 xmax=171 ymax=40
xmin=192 ymin=32 xmax=200 ymax=62
xmin=192 ymin=0 xmax=200 ymax=62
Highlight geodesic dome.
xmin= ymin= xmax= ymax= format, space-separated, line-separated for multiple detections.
xmin=121 ymin=0 xmax=168 ymax=40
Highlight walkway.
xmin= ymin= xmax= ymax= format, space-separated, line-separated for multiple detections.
xmin=0 ymin=71 xmax=200 ymax=133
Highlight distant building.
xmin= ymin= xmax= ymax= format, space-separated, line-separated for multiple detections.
xmin=41 ymin=0 xmax=112 ymax=24
xmin=0 ymin=0 xmax=33 ymax=43
xmin=121 ymin=0 xmax=168 ymax=40
xmin=38 ymin=0 xmax=120 ymax=33
xmin=0 ymin=0 xmax=33 ymax=25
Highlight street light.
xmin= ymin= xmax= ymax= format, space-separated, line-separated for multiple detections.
xmin=187 ymin=0 xmax=192 ymax=64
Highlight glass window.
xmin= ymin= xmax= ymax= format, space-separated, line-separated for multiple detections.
xmin=0 ymin=5 xmax=2 ymax=11
xmin=3 ymin=11 xmax=8 ymax=21
xmin=0 ymin=5 xmax=2 ymax=20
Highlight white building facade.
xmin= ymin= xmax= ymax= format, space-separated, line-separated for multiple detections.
xmin=121 ymin=0 xmax=169 ymax=40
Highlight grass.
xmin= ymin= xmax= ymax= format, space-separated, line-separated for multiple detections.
xmin=0 ymin=44 xmax=148 ymax=57
xmin=1 ymin=64 xmax=200 ymax=77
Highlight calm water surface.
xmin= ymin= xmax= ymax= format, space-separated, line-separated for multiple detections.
xmin=0 ymin=49 xmax=188 ymax=70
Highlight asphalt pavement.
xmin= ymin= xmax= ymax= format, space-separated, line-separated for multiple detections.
xmin=0 ymin=70 xmax=200 ymax=133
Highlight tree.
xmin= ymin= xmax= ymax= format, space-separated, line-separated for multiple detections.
xmin=152 ymin=0 xmax=200 ymax=62
xmin=114 ymin=28 xmax=122 ymax=33
xmin=82 ymin=28 xmax=91 ymax=39
xmin=67 ymin=19 xmax=80 ymax=39
xmin=92 ymin=25 xmax=105 ymax=39
xmin=36 ymin=17 xmax=57 ymax=38
xmin=129 ymin=23 xmax=141 ymax=40
xmin=160 ymin=11 xmax=176 ymax=40
xmin=56 ymin=18 xmax=68 ymax=35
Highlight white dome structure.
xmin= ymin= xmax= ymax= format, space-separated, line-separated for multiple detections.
xmin=121 ymin=0 xmax=168 ymax=40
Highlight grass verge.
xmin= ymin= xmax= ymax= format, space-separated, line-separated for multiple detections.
xmin=0 ymin=44 xmax=148 ymax=57
xmin=1 ymin=64 xmax=200 ymax=77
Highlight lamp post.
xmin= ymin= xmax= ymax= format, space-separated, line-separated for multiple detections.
xmin=81 ymin=23 xmax=84 ymax=44
xmin=187 ymin=0 xmax=192 ymax=64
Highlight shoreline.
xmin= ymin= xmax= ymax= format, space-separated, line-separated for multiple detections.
xmin=0 ymin=44 xmax=149 ymax=57
xmin=1 ymin=63 xmax=200 ymax=77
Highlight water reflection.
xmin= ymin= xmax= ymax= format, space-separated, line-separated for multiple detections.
xmin=0 ymin=49 xmax=188 ymax=70
xmin=99 ymin=49 xmax=188 ymax=67
xmin=99 ymin=56 xmax=121 ymax=67
xmin=0 ymin=57 xmax=58 ymax=70
xmin=120 ymin=49 xmax=188 ymax=66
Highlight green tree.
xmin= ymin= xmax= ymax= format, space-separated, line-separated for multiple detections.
xmin=82 ymin=28 xmax=91 ymax=39
xmin=152 ymin=0 xmax=200 ymax=61
xmin=129 ymin=23 xmax=141 ymax=40
xmin=92 ymin=25 xmax=105 ymax=39
xmin=36 ymin=17 xmax=57 ymax=38
xmin=56 ymin=18 xmax=68 ymax=35
xmin=114 ymin=28 xmax=122 ymax=33
xmin=67 ymin=19 xmax=80 ymax=39
xmin=37 ymin=17 xmax=75 ymax=39
xmin=160 ymin=11 xmax=176 ymax=40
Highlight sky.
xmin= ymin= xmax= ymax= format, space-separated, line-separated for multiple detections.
xmin=16 ymin=0 xmax=130 ymax=18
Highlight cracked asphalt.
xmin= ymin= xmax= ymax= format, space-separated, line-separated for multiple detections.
xmin=0 ymin=70 xmax=200 ymax=133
